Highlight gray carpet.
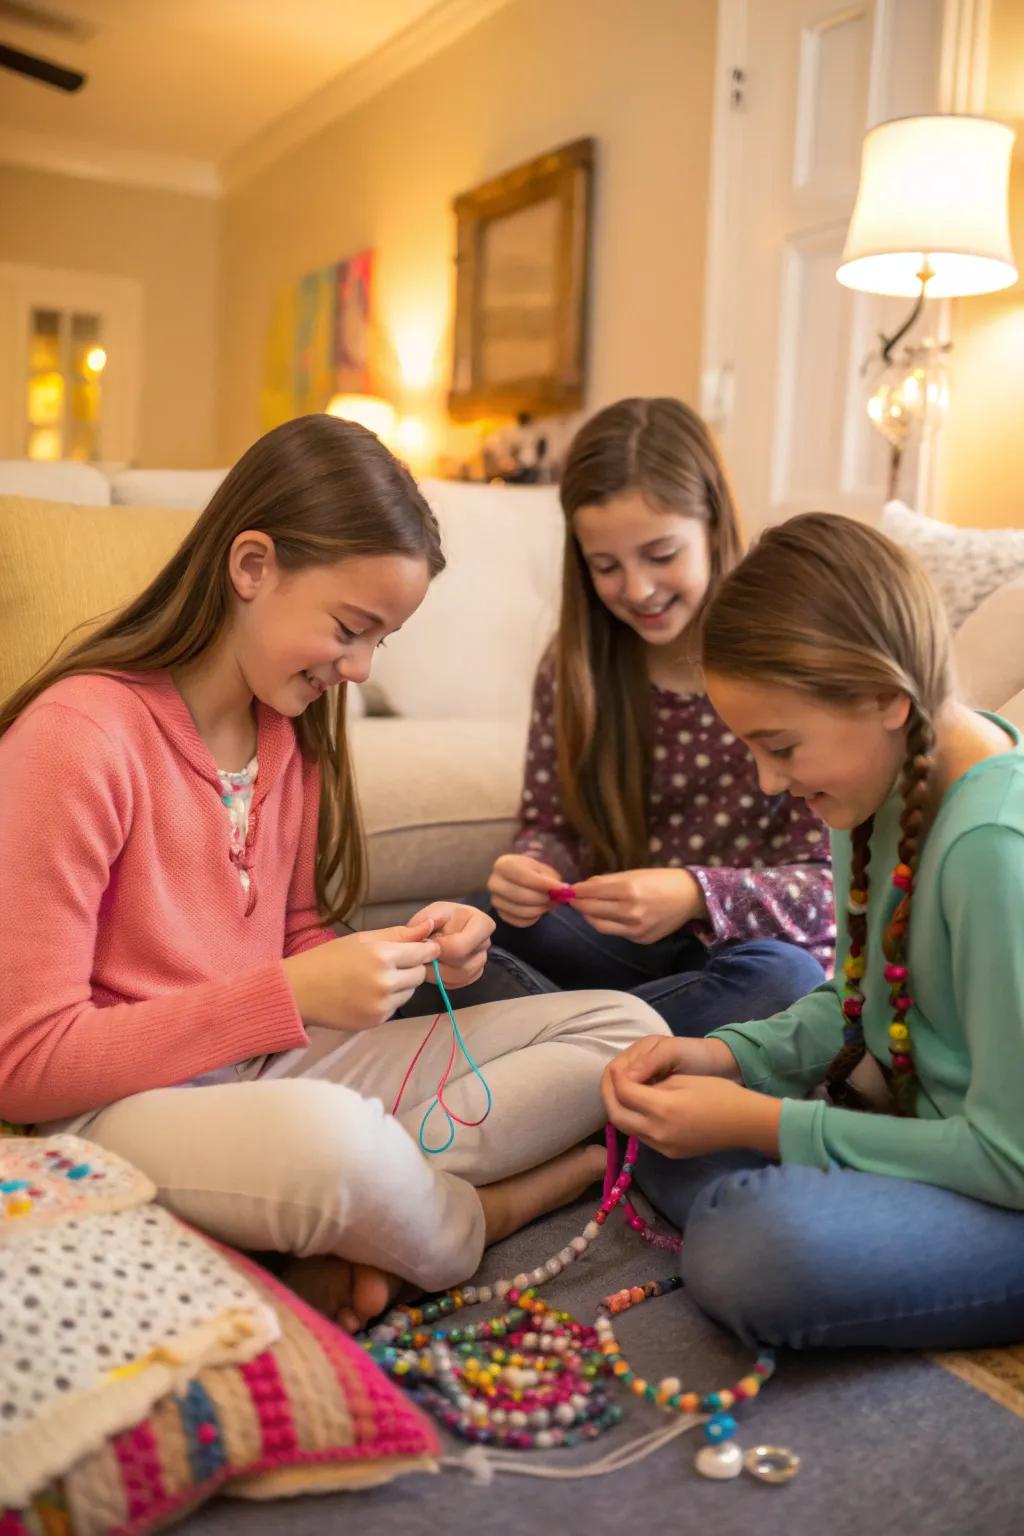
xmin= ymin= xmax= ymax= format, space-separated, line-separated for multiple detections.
xmin=184 ymin=1194 xmax=1024 ymax=1536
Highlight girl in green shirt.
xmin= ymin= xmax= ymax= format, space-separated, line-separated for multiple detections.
xmin=605 ymin=512 xmax=1024 ymax=1348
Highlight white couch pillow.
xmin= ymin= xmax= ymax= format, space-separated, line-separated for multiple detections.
xmin=110 ymin=469 xmax=228 ymax=512
xmin=0 ymin=460 xmax=111 ymax=506
xmin=369 ymin=478 xmax=564 ymax=722
xmin=880 ymin=501 xmax=1024 ymax=631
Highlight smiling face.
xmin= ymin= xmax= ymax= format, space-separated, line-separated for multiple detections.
xmin=572 ymin=491 xmax=712 ymax=648
xmin=227 ymin=534 xmax=430 ymax=717
xmin=704 ymin=673 xmax=911 ymax=830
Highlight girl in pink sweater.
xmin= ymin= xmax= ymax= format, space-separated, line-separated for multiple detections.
xmin=0 ymin=414 xmax=662 ymax=1330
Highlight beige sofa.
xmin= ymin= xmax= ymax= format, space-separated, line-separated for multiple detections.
xmin=2 ymin=460 xmax=1023 ymax=931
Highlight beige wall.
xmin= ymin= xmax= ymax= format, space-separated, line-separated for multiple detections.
xmin=0 ymin=165 xmax=221 ymax=468
xmin=943 ymin=0 xmax=1024 ymax=527
xmin=220 ymin=0 xmax=717 ymax=468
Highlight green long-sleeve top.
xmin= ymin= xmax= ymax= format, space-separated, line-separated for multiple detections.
xmin=711 ymin=718 xmax=1024 ymax=1209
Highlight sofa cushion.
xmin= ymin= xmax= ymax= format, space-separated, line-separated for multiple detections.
xmin=880 ymin=501 xmax=1024 ymax=630
xmin=350 ymin=716 xmax=526 ymax=910
xmin=369 ymin=477 xmax=564 ymax=723
xmin=0 ymin=496 xmax=197 ymax=702
xmin=109 ymin=468 xmax=228 ymax=512
xmin=0 ymin=460 xmax=111 ymax=506
xmin=953 ymin=576 xmax=1024 ymax=710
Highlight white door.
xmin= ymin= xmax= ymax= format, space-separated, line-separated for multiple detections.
xmin=702 ymin=0 xmax=984 ymax=534
xmin=0 ymin=263 xmax=142 ymax=464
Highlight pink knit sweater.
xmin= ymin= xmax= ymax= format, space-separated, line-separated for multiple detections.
xmin=0 ymin=673 xmax=334 ymax=1123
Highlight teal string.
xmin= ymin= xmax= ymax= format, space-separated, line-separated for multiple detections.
xmin=418 ymin=959 xmax=493 ymax=1155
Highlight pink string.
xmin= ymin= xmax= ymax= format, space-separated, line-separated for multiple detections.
xmin=391 ymin=1012 xmax=443 ymax=1116
xmin=391 ymin=1011 xmax=491 ymax=1130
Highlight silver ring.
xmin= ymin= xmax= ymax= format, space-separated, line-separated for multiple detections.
xmin=743 ymin=1445 xmax=801 ymax=1484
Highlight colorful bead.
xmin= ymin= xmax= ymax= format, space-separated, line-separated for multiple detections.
xmin=363 ymin=1130 xmax=776 ymax=1454
xmin=843 ymin=955 xmax=865 ymax=980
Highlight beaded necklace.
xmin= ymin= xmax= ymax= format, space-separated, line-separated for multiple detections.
xmin=365 ymin=1128 xmax=776 ymax=1479
xmin=842 ymin=817 xmax=917 ymax=1098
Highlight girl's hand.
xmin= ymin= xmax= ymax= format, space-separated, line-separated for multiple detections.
xmin=407 ymin=901 xmax=495 ymax=989
xmin=607 ymin=1032 xmax=743 ymax=1091
xmin=283 ymin=920 xmax=441 ymax=1031
xmin=570 ymin=867 xmax=708 ymax=944
xmin=602 ymin=1061 xmax=782 ymax=1160
xmin=488 ymin=853 xmax=565 ymax=928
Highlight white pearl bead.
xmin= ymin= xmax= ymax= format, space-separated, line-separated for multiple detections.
xmin=477 ymin=1286 xmax=493 ymax=1304
xmin=491 ymin=1408 xmax=507 ymax=1425
xmin=554 ymin=1403 xmax=576 ymax=1426
xmin=695 ymin=1442 xmax=743 ymax=1480
xmin=513 ymin=1272 xmax=531 ymax=1290
xmin=522 ymin=1331 xmax=539 ymax=1349
xmin=659 ymin=1376 xmax=682 ymax=1395
xmin=530 ymin=1409 xmax=550 ymax=1428
xmin=535 ymin=1431 xmax=555 ymax=1449
xmin=570 ymin=1393 xmax=587 ymax=1411
xmin=494 ymin=1280 xmax=510 ymax=1298
xmin=461 ymin=1286 xmax=478 ymax=1306
xmin=545 ymin=1257 xmax=563 ymax=1278
xmin=559 ymin=1246 xmax=575 ymax=1265
xmin=551 ymin=1335 xmax=569 ymax=1353
xmin=571 ymin=1236 xmax=589 ymax=1255
xmin=509 ymin=1410 xmax=528 ymax=1428
xmin=583 ymin=1221 xmax=599 ymax=1241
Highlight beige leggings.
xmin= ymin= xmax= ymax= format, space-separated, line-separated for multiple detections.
xmin=83 ymin=989 xmax=666 ymax=1293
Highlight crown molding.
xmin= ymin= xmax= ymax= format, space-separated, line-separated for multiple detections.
xmin=221 ymin=0 xmax=514 ymax=192
xmin=0 ymin=127 xmax=221 ymax=196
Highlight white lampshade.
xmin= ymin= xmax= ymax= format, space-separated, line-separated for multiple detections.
xmin=837 ymin=115 xmax=1017 ymax=298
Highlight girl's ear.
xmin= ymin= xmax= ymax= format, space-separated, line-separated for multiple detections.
xmin=229 ymin=532 xmax=277 ymax=602
xmin=878 ymin=690 xmax=912 ymax=732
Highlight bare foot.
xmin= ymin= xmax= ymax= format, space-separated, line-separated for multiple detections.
xmin=280 ymin=1142 xmax=606 ymax=1329
xmin=280 ymin=1254 xmax=403 ymax=1334
xmin=477 ymin=1140 xmax=607 ymax=1247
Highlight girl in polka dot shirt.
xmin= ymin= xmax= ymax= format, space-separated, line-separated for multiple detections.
xmin=486 ymin=398 xmax=831 ymax=1036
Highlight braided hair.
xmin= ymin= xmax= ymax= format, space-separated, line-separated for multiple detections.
xmin=700 ymin=512 xmax=953 ymax=1116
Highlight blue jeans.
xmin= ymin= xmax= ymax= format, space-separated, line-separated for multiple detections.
xmin=478 ymin=902 xmax=824 ymax=1036
xmin=636 ymin=1145 xmax=1024 ymax=1350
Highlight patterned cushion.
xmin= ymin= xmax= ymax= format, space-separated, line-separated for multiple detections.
xmin=2 ymin=1243 xmax=438 ymax=1535
xmin=0 ymin=1138 xmax=439 ymax=1531
xmin=879 ymin=501 xmax=1024 ymax=631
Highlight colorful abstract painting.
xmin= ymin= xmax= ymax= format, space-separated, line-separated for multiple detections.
xmin=260 ymin=250 xmax=375 ymax=431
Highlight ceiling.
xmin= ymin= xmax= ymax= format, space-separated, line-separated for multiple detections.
xmin=0 ymin=0 xmax=449 ymax=166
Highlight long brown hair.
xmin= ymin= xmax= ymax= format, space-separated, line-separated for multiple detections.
xmin=701 ymin=512 xmax=952 ymax=1109
xmin=0 ymin=414 xmax=445 ymax=923
xmin=555 ymin=397 xmax=743 ymax=871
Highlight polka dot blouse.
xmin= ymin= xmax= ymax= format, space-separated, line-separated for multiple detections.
xmin=514 ymin=656 xmax=836 ymax=971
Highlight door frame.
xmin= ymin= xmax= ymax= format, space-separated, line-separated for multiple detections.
xmin=701 ymin=0 xmax=992 ymax=521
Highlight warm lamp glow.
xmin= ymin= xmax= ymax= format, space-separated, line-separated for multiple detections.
xmin=326 ymin=393 xmax=397 ymax=442
xmin=85 ymin=346 xmax=107 ymax=374
xmin=395 ymin=415 xmax=429 ymax=456
xmin=837 ymin=115 xmax=1017 ymax=298
xmin=396 ymin=321 xmax=441 ymax=390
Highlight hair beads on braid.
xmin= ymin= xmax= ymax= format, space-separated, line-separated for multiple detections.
xmin=829 ymin=819 xmax=873 ymax=1109
xmin=829 ymin=709 xmax=936 ymax=1115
